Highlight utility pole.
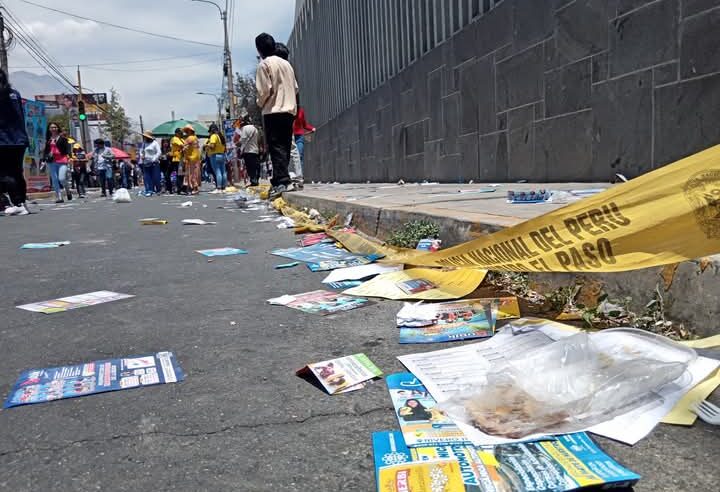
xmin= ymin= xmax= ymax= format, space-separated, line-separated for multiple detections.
xmin=0 ymin=8 xmax=9 ymax=74
xmin=193 ymin=0 xmax=235 ymax=120
xmin=222 ymin=0 xmax=235 ymax=120
xmin=139 ymin=115 xmax=144 ymax=134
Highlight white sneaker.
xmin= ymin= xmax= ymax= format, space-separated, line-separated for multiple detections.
xmin=4 ymin=206 xmax=19 ymax=216
xmin=210 ymin=189 xmax=221 ymax=194
xmin=15 ymin=204 xmax=29 ymax=215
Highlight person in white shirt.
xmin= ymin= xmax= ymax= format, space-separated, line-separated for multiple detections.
xmin=92 ymin=139 xmax=116 ymax=197
xmin=234 ymin=116 xmax=260 ymax=186
xmin=140 ymin=131 xmax=161 ymax=196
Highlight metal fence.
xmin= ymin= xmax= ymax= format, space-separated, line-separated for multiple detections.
xmin=288 ymin=0 xmax=504 ymax=128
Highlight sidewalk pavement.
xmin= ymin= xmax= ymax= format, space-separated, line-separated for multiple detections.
xmin=286 ymin=182 xmax=720 ymax=337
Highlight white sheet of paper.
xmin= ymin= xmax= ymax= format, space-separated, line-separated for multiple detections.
xmin=321 ymin=263 xmax=403 ymax=283
xmin=397 ymin=318 xmax=719 ymax=446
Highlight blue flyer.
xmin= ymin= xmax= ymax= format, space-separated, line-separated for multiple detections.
xmin=4 ymin=351 xmax=184 ymax=408
xmin=196 ymin=247 xmax=248 ymax=257
xmin=326 ymin=280 xmax=364 ymax=289
xmin=271 ymin=242 xmax=383 ymax=271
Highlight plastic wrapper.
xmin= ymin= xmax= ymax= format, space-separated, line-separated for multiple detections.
xmin=440 ymin=328 xmax=695 ymax=439
xmin=112 ymin=188 xmax=131 ymax=203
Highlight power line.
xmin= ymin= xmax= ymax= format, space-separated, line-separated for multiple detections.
xmin=11 ymin=51 xmax=221 ymax=69
xmin=21 ymin=0 xmax=223 ymax=48
xmin=84 ymin=60 xmax=219 ymax=73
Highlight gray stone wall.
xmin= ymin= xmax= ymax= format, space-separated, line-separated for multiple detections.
xmin=289 ymin=0 xmax=720 ymax=183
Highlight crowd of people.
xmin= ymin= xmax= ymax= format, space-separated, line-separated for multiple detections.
xmin=0 ymin=31 xmax=314 ymax=215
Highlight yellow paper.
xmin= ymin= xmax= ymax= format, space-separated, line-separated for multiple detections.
xmin=377 ymin=460 xmax=466 ymax=492
xmin=345 ymin=268 xmax=486 ymax=300
xmin=400 ymin=145 xmax=720 ymax=272
xmin=662 ymin=368 xmax=720 ymax=425
xmin=682 ymin=334 xmax=720 ymax=349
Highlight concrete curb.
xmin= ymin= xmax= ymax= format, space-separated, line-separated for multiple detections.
xmin=285 ymin=192 xmax=720 ymax=337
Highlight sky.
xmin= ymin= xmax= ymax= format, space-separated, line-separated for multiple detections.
xmin=3 ymin=0 xmax=296 ymax=127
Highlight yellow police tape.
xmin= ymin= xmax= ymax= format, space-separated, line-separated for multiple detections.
xmin=403 ymin=144 xmax=720 ymax=272
xmin=275 ymin=144 xmax=720 ymax=272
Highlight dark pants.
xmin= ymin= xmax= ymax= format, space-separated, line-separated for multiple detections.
xmin=72 ymin=167 xmax=87 ymax=196
xmin=243 ymin=152 xmax=260 ymax=186
xmin=0 ymin=145 xmax=27 ymax=205
xmin=264 ymin=113 xmax=294 ymax=187
xmin=164 ymin=162 xmax=178 ymax=193
xmin=98 ymin=168 xmax=114 ymax=196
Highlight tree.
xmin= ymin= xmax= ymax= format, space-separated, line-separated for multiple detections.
xmin=234 ymin=72 xmax=262 ymax=125
xmin=104 ymin=87 xmax=131 ymax=146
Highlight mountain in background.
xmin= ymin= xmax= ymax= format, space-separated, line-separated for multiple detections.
xmin=9 ymin=70 xmax=68 ymax=98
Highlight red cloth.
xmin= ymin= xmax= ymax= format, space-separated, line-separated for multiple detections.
xmin=293 ymin=107 xmax=315 ymax=136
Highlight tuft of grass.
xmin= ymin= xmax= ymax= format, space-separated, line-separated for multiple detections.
xmin=387 ymin=220 xmax=440 ymax=249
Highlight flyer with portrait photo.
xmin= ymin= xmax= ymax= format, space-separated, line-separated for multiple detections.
xmin=297 ymin=353 xmax=383 ymax=394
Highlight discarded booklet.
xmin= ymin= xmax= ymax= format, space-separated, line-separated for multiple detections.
xmin=345 ymin=268 xmax=486 ymax=301
xmin=4 ymin=351 xmax=184 ymax=408
xmin=298 ymin=232 xmax=332 ymax=247
xmin=196 ymin=247 xmax=248 ymax=257
xmin=372 ymin=430 xmax=641 ymax=492
xmin=268 ymin=289 xmax=373 ymax=316
xmin=397 ymin=298 xmax=520 ymax=327
xmin=271 ymin=242 xmax=382 ymax=271
xmin=386 ymin=373 xmax=470 ymax=447
xmin=17 ymin=291 xmax=134 ymax=314
xmin=297 ymin=353 xmax=382 ymax=394
xmin=398 ymin=301 xmax=496 ymax=344
xmin=20 ymin=241 xmax=70 ymax=249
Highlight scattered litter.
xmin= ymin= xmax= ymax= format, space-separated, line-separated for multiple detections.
xmin=276 ymin=217 xmax=297 ymax=229
xmin=415 ymin=238 xmax=441 ymax=252
xmin=21 ymin=241 xmax=71 ymax=249
xmin=325 ymin=280 xmax=364 ymax=289
xmin=17 ymin=291 xmax=134 ymax=314
xmin=397 ymin=298 xmax=520 ymax=328
xmin=386 ymin=373 xmax=469 ymax=446
xmin=3 ymin=351 xmax=184 ymax=408
xmin=253 ymin=218 xmax=274 ymax=223
xmin=398 ymin=318 xmax=719 ymax=446
xmin=398 ymin=300 xmax=497 ymax=344
xmin=196 ymin=247 xmax=248 ymax=257
xmin=343 ymin=212 xmax=353 ymax=227
xmin=419 ymin=181 xmax=439 ymax=185
xmin=296 ymin=353 xmax=382 ymax=394
xmin=372 ymin=430 xmax=641 ymax=492
xmin=396 ymin=279 xmax=437 ymax=295
xmin=397 ymin=179 xmax=405 ymax=185
xmin=112 ymin=188 xmax=132 ymax=203
xmin=321 ymin=263 xmax=403 ymax=284
xmin=267 ymin=290 xmax=374 ymax=316
xmin=140 ymin=218 xmax=168 ymax=225
xmin=202 ymin=204 xmax=208 ymax=208
xmin=180 ymin=201 xmax=193 ymax=207
xmin=344 ymin=268 xmax=486 ymax=301
xmin=507 ymin=189 xmax=551 ymax=203
xmin=230 ymin=321 xmax=236 ymax=326
xmin=271 ymin=242 xmax=382 ymax=271
xmin=298 ymin=232 xmax=332 ymax=247
xmin=181 ymin=219 xmax=217 ymax=225
xmin=274 ymin=261 xmax=300 ymax=269
xmin=615 ymin=173 xmax=629 ymax=182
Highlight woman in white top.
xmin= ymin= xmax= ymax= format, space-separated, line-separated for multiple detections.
xmin=140 ymin=131 xmax=161 ymax=196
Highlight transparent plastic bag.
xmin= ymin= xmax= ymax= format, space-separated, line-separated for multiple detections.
xmin=440 ymin=329 xmax=694 ymax=439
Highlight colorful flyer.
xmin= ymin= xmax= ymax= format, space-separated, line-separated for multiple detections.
xmin=396 ymin=279 xmax=437 ymax=295
xmin=16 ymin=291 xmax=135 ymax=314
xmin=271 ymin=242 xmax=382 ymax=271
xmin=267 ymin=290 xmax=373 ymax=316
xmin=139 ymin=218 xmax=168 ymax=225
xmin=326 ymin=280 xmax=364 ymax=289
xmin=372 ymin=430 xmax=641 ymax=492
xmin=298 ymin=232 xmax=333 ymax=247
xmin=372 ymin=431 xmax=496 ymax=492
xmin=297 ymin=353 xmax=383 ymax=394
xmin=196 ymin=247 xmax=248 ymax=257
xmin=4 ymin=351 xmax=184 ymax=408
xmin=399 ymin=301 xmax=496 ymax=344
xmin=20 ymin=241 xmax=70 ymax=249
xmin=396 ymin=298 xmax=520 ymax=327
xmin=377 ymin=458 xmax=466 ymax=492
xmin=386 ymin=373 xmax=470 ymax=447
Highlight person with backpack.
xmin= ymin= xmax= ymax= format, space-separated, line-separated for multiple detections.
xmin=0 ymin=68 xmax=31 ymax=215
xmin=70 ymin=143 xmax=89 ymax=198
xmin=92 ymin=138 xmax=115 ymax=197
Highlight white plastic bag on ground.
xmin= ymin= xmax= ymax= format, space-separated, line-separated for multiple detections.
xmin=113 ymin=188 xmax=132 ymax=203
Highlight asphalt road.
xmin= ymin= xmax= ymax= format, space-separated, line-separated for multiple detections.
xmin=0 ymin=189 xmax=718 ymax=492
